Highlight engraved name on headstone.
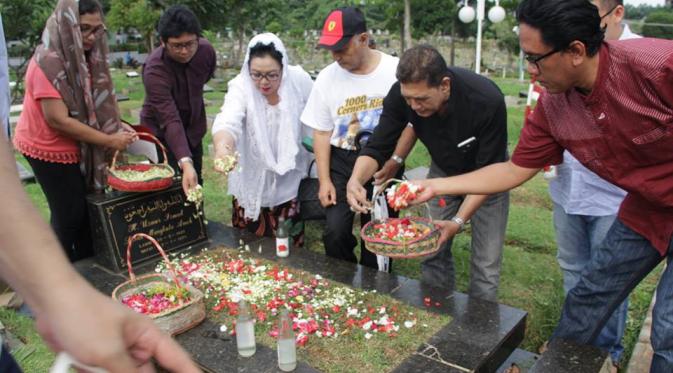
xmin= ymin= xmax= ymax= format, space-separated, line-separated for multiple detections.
xmin=87 ymin=184 xmax=207 ymax=272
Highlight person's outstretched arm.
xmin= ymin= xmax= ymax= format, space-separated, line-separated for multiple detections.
xmin=0 ymin=140 xmax=199 ymax=373
xmin=412 ymin=160 xmax=540 ymax=203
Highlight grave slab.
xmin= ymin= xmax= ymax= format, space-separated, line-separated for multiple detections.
xmin=528 ymin=339 xmax=611 ymax=373
xmin=206 ymin=223 xmax=528 ymax=373
xmin=16 ymin=161 xmax=34 ymax=183
xmin=176 ymin=319 xmax=320 ymax=373
xmin=77 ymin=222 xmax=528 ymax=372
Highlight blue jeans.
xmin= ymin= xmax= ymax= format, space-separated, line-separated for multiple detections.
xmin=553 ymin=203 xmax=628 ymax=363
xmin=421 ymin=162 xmax=510 ymax=302
xmin=552 ymin=218 xmax=673 ymax=373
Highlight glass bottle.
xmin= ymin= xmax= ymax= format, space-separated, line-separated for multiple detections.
xmin=235 ymin=299 xmax=256 ymax=357
xmin=276 ymin=216 xmax=290 ymax=258
xmin=277 ymin=309 xmax=297 ymax=371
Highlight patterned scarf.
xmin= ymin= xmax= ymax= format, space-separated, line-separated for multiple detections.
xmin=34 ymin=0 xmax=120 ymax=191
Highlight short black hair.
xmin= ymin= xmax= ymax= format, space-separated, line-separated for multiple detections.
xmin=158 ymin=5 xmax=202 ymax=42
xmin=600 ymin=0 xmax=623 ymax=9
xmin=248 ymin=42 xmax=283 ymax=69
xmin=396 ymin=45 xmax=449 ymax=87
xmin=79 ymin=0 xmax=102 ymax=15
xmin=517 ymin=0 xmax=604 ymax=57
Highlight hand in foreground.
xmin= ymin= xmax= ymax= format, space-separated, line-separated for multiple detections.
xmin=373 ymin=159 xmax=401 ymax=186
xmin=181 ymin=162 xmax=199 ymax=196
xmin=433 ymin=219 xmax=461 ymax=248
xmin=36 ymin=280 xmax=200 ymax=373
xmin=346 ymin=178 xmax=372 ymax=213
xmin=318 ymin=180 xmax=337 ymax=208
xmin=107 ymin=131 xmax=138 ymax=151
xmin=406 ymin=179 xmax=436 ymax=206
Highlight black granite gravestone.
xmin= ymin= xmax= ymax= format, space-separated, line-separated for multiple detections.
xmin=86 ymin=183 xmax=208 ymax=272
xmin=76 ymin=223 xmax=609 ymax=373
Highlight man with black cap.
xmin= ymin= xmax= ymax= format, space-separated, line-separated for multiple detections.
xmin=301 ymin=7 xmax=413 ymax=269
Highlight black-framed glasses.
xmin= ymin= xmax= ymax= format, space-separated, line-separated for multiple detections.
xmin=524 ymin=48 xmax=561 ymax=72
xmin=81 ymin=25 xmax=106 ymax=39
xmin=249 ymin=71 xmax=281 ymax=82
xmin=600 ymin=4 xmax=619 ymax=19
xmin=166 ymin=38 xmax=199 ymax=51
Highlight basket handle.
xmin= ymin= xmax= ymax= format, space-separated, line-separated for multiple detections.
xmin=110 ymin=130 xmax=169 ymax=171
xmin=371 ymin=178 xmax=433 ymax=221
xmin=371 ymin=178 xmax=405 ymax=205
xmin=125 ymin=233 xmax=182 ymax=289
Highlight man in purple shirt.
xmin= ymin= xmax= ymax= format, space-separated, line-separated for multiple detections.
xmin=140 ymin=5 xmax=216 ymax=194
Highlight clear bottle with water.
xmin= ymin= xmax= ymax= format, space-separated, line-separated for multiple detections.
xmin=235 ymin=299 xmax=256 ymax=357
xmin=277 ymin=308 xmax=297 ymax=371
xmin=276 ymin=217 xmax=290 ymax=258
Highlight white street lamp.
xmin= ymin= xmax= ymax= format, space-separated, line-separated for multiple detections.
xmin=458 ymin=0 xmax=507 ymax=74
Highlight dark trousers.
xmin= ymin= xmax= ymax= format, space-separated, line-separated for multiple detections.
xmin=323 ymin=147 xmax=400 ymax=269
xmin=158 ymin=141 xmax=204 ymax=185
xmin=25 ymin=156 xmax=93 ymax=262
xmin=0 ymin=345 xmax=22 ymax=373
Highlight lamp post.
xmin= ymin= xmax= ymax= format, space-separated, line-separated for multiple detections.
xmin=458 ymin=0 xmax=506 ymax=75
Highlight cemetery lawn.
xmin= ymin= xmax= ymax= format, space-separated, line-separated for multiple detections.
xmin=4 ymin=76 xmax=658 ymax=372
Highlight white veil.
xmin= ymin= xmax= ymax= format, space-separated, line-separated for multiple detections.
xmin=227 ymin=33 xmax=307 ymax=219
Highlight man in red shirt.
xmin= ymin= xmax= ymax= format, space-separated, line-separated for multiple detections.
xmin=411 ymin=0 xmax=673 ymax=370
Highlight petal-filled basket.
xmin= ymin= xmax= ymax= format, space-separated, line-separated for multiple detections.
xmin=107 ymin=132 xmax=175 ymax=192
xmin=361 ymin=217 xmax=440 ymax=259
xmin=111 ymin=233 xmax=205 ymax=336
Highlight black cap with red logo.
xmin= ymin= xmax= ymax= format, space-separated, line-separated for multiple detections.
xmin=317 ymin=7 xmax=367 ymax=51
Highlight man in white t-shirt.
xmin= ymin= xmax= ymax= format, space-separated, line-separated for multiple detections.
xmin=301 ymin=7 xmax=409 ymax=269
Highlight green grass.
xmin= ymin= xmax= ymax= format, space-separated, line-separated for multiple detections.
xmin=1 ymin=69 xmax=657 ymax=372
xmin=0 ymin=308 xmax=55 ymax=372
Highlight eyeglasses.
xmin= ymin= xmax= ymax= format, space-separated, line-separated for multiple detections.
xmin=80 ymin=25 xmax=106 ymax=39
xmin=600 ymin=4 xmax=619 ymax=19
xmin=524 ymin=48 xmax=561 ymax=72
xmin=166 ymin=39 xmax=199 ymax=52
xmin=249 ymin=71 xmax=281 ymax=82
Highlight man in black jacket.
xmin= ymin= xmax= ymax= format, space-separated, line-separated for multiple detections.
xmin=347 ymin=45 xmax=509 ymax=302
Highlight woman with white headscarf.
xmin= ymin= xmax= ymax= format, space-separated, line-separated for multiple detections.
xmin=212 ymin=33 xmax=313 ymax=246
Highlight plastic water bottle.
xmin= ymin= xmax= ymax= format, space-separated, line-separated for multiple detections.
xmin=235 ymin=299 xmax=256 ymax=357
xmin=276 ymin=217 xmax=290 ymax=258
xmin=277 ymin=309 xmax=297 ymax=371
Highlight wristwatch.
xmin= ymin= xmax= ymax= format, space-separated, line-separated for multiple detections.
xmin=450 ymin=216 xmax=466 ymax=232
xmin=391 ymin=154 xmax=404 ymax=165
xmin=178 ymin=157 xmax=193 ymax=170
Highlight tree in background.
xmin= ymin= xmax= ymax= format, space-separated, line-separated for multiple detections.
xmin=0 ymin=0 xmax=52 ymax=103
xmin=642 ymin=10 xmax=673 ymax=39
xmin=107 ymin=0 xmax=161 ymax=52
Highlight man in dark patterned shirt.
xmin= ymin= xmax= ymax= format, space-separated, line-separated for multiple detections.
xmin=140 ymin=5 xmax=216 ymax=195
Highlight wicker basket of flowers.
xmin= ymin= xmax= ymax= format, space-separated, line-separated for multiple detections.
xmin=107 ymin=132 xmax=175 ymax=192
xmin=111 ymin=233 xmax=205 ymax=336
xmin=360 ymin=179 xmax=441 ymax=258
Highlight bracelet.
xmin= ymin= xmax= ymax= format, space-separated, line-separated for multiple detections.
xmin=450 ymin=216 xmax=466 ymax=232
xmin=391 ymin=154 xmax=404 ymax=164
